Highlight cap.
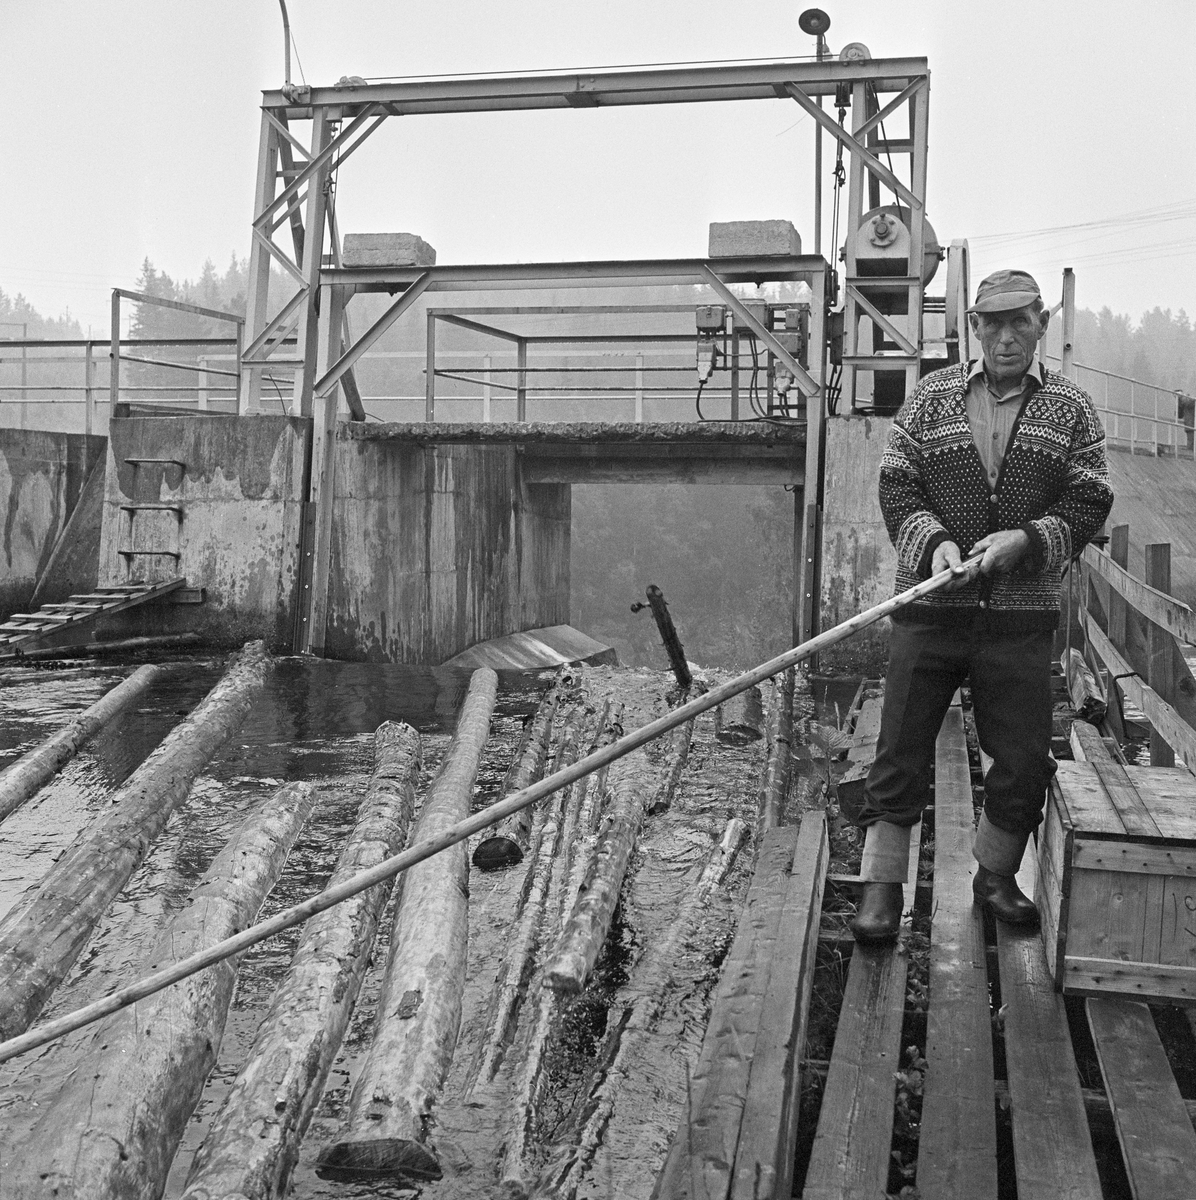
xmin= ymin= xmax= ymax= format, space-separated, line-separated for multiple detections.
xmin=966 ymin=269 xmax=1042 ymax=314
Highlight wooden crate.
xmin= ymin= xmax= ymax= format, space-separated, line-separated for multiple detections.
xmin=1038 ymin=759 xmax=1196 ymax=1001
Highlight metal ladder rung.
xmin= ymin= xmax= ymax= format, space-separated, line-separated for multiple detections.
xmin=120 ymin=503 xmax=183 ymax=513
xmin=124 ymin=457 xmax=185 ymax=467
xmin=117 ymin=550 xmax=182 ymax=559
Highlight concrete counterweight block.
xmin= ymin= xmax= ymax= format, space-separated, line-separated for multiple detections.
xmin=343 ymin=232 xmax=436 ymax=267
xmin=708 ymin=220 xmax=802 ymax=258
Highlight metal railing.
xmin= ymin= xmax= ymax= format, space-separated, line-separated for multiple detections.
xmin=1043 ymin=354 xmax=1194 ymax=460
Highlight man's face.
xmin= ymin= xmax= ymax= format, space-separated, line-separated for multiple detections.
xmin=969 ymin=304 xmax=1050 ymax=382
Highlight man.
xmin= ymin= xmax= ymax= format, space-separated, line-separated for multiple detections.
xmin=851 ymin=268 xmax=1114 ymax=944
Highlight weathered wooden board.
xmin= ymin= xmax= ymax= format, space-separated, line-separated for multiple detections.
xmin=652 ymin=827 xmax=799 ymax=1200
xmin=730 ymin=812 xmax=828 ymax=1200
xmin=917 ymin=705 xmax=997 ymax=1200
xmin=997 ymin=843 xmax=1102 ymax=1200
xmin=1088 ymin=997 xmax=1196 ymax=1199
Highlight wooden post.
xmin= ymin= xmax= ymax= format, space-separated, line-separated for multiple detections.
xmin=316 ymin=668 xmax=497 ymax=1183
xmin=181 ymin=724 xmax=421 ymax=1200
xmin=1145 ymin=543 xmax=1176 ymax=766
xmin=483 ymin=352 xmax=492 ymax=422
xmin=0 ymin=641 xmax=269 ymax=1040
xmin=635 ymin=352 xmax=644 ymax=423
xmin=0 ymin=663 xmax=168 ymax=826
xmin=12 ymin=780 xmax=318 ymax=1199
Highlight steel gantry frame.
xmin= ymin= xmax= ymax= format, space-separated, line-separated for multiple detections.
xmin=237 ymin=56 xmax=931 ymax=654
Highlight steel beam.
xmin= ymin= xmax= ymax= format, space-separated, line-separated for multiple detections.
xmin=261 ymin=57 xmax=929 ymax=116
xmin=312 ymin=273 xmax=432 ymax=399
xmin=699 ymin=266 xmax=819 ymax=397
xmin=320 ymin=254 xmax=824 ymax=292
xmin=784 ymin=84 xmax=921 ymax=210
xmin=242 ymin=110 xmax=283 ymax=413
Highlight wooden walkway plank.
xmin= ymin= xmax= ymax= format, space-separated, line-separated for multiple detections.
xmin=730 ymin=811 xmax=829 ymax=1200
xmin=917 ymin=704 xmax=998 ymax=1200
xmin=653 ymin=827 xmax=799 ymax=1200
xmin=801 ymin=938 xmax=908 ymax=1200
xmin=996 ymin=845 xmax=1103 ymax=1200
xmin=1087 ymin=997 xmax=1196 ymax=1200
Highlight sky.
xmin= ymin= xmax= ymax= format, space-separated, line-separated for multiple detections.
xmin=2 ymin=0 xmax=1194 ymax=335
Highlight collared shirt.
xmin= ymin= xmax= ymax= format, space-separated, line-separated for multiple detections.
xmin=964 ymin=355 xmax=1048 ymax=486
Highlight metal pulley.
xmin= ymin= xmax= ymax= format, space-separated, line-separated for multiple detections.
xmin=852 ymin=204 xmax=941 ymax=287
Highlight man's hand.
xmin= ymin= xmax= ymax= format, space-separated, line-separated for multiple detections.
xmin=930 ymin=540 xmax=974 ymax=591
xmin=970 ymin=529 xmax=1031 ymax=576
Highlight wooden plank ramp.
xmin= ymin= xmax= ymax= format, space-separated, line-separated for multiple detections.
xmin=917 ymin=701 xmax=998 ymax=1199
xmin=0 ymin=578 xmax=185 ymax=657
xmin=653 ymin=812 xmax=827 ymax=1200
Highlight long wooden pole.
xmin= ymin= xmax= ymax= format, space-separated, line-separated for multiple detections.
xmin=0 ymin=560 xmax=980 ymax=1066
xmin=0 ymin=663 xmax=168 ymax=825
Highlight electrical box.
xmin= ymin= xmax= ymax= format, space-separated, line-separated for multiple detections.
xmin=734 ymin=301 xmax=770 ymax=332
xmin=695 ymin=305 xmax=726 ymax=333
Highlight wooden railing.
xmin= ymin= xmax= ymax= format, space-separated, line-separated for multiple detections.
xmin=1070 ymin=522 xmax=1196 ymax=770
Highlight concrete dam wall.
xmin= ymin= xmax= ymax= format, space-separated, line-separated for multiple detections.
xmin=0 ymin=428 xmax=106 ymax=615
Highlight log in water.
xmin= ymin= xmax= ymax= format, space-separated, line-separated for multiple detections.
xmin=544 ymin=720 xmax=692 ymax=996
xmin=535 ymin=817 xmax=750 ymax=1199
xmin=181 ymin=722 xmax=422 ymax=1200
xmin=472 ymin=671 xmax=565 ymax=869
xmin=316 ymin=667 xmax=498 ymax=1184
xmin=0 ymin=640 xmax=269 ymax=1041
xmin=11 ymin=779 xmax=317 ymax=1200
xmin=0 ymin=662 xmax=168 ymax=826
xmin=716 ymin=683 xmax=765 ymax=745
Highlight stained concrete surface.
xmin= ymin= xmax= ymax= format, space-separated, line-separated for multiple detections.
xmin=0 ymin=428 xmax=105 ymax=615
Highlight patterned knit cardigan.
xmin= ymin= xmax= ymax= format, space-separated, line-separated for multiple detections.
xmin=879 ymin=361 xmax=1113 ymax=632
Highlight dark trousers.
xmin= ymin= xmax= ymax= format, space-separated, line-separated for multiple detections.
xmin=858 ymin=620 xmax=1056 ymax=836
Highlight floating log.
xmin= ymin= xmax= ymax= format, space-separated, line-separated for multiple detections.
xmin=12 ymin=779 xmax=317 ymax=1200
xmin=648 ymin=719 xmax=695 ymax=816
xmin=468 ymin=717 xmax=584 ymax=1093
xmin=14 ymin=632 xmax=201 ymax=661
xmin=759 ymin=669 xmax=795 ymax=829
xmin=316 ymin=666 xmax=498 ymax=1184
xmin=1064 ymin=646 xmax=1108 ymax=724
xmin=554 ymin=702 xmax=620 ymax=925
xmin=0 ymin=640 xmax=269 ymax=1041
xmin=181 ymin=723 xmax=421 ymax=1200
xmin=544 ymin=715 xmax=692 ymax=995
xmin=473 ymin=671 xmax=565 ymax=870
xmin=716 ymin=684 xmax=765 ymax=745
xmin=535 ymin=818 xmax=749 ymax=1199
xmin=0 ymin=662 xmax=168 ymax=826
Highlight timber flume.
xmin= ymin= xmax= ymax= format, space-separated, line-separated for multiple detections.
xmin=0 ymin=554 xmax=983 ymax=1067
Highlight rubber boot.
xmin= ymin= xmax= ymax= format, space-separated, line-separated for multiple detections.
xmin=851 ymin=821 xmax=910 ymax=945
xmin=972 ymin=813 xmax=1039 ymax=928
